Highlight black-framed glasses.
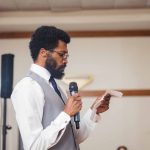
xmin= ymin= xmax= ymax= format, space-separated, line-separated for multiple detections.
xmin=53 ymin=51 xmax=69 ymax=59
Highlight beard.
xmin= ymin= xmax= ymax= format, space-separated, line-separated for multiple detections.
xmin=45 ymin=56 xmax=66 ymax=79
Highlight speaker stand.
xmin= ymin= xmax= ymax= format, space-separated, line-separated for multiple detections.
xmin=2 ymin=98 xmax=12 ymax=150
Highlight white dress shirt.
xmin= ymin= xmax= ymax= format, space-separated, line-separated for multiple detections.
xmin=11 ymin=64 xmax=100 ymax=150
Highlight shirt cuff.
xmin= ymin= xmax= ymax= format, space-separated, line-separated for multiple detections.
xmin=82 ymin=108 xmax=101 ymax=131
xmin=89 ymin=108 xmax=101 ymax=123
xmin=53 ymin=111 xmax=71 ymax=128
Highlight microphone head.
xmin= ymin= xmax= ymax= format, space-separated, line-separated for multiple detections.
xmin=69 ymin=82 xmax=78 ymax=93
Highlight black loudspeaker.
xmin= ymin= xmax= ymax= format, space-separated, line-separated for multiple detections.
xmin=1 ymin=54 xmax=14 ymax=98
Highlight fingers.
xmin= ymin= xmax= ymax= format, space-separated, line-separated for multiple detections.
xmin=100 ymin=99 xmax=110 ymax=107
xmin=72 ymin=93 xmax=81 ymax=100
xmin=96 ymin=103 xmax=109 ymax=113
xmin=104 ymin=94 xmax=111 ymax=100
xmin=64 ymin=93 xmax=82 ymax=116
xmin=96 ymin=93 xmax=111 ymax=113
xmin=96 ymin=94 xmax=111 ymax=105
xmin=73 ymin=94 xmax=82 ymax=110
xmin=100 ymin=94 xmax=111 ymax=104
xmin=96 ymin=93 xmax=111 ymax=101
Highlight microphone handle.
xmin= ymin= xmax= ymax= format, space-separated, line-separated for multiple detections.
xmin=71 ymin=91 xmax=80 ymax=129
xmin=74 ymin=112 xmax=80 ymax=129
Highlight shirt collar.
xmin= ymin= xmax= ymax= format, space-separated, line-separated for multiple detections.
xmin=30 ymin=64 xmax=51 ymax=82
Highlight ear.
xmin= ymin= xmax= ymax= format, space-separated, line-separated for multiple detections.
xmin=34 ymin=48 xmax=48 ymax=66
xmin=39 ymin=48 xmax=47 ymax=58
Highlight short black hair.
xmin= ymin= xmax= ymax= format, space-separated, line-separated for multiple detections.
xmin=29 ymin=26 xmax=70 ymax=61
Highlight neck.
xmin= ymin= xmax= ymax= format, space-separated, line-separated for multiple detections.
xmin=34 ymin=60 xmax=45 ymax=68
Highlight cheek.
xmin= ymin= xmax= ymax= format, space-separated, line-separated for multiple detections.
xmin=46 ymin=57 xmax=56 ymax=68
xmin=46 ymin=55 xmax=64 ymax=69
xmin=55 ymin=58 xmax=64 ymax=67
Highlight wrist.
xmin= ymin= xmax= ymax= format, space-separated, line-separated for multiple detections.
xmin=64 ymin=109 xmax=72 ymax=117
xmin=89 ymin=108 xmax=101 ymax=122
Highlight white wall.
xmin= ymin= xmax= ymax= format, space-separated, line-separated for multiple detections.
xmin=0 ymin=37 xmax=150 ymax=150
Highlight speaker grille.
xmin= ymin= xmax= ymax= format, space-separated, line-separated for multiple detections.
xmin=1 ymin=54 xmax=14 ymax=98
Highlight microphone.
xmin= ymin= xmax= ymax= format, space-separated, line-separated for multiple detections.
xmin=69 ymin=82 xmax=80 ymax=129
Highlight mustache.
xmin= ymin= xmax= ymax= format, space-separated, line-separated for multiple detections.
xmin=58 ymin=64 xmax=67 ymax=70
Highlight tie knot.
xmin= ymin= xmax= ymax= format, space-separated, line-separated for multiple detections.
xmin=49 ymin=76 xmax=54 ymax=82
xmin=49 ymin=76 xmax=64 ymax=102
xmin=49 ymin=76 xmax=58 ymax=93
xmin=49 ymin=76 xmax=57 ymax=87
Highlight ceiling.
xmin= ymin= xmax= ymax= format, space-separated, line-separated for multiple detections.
xmin=0 ymin=0 xmax=150 ymax=32
xmin=0 ymin=0 xmax=150 ymax=11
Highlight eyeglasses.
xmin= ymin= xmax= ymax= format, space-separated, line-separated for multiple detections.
xmin=53 ymin=51 xmax=69 ymax=59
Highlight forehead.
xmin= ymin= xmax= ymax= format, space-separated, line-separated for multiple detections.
xmin=57 ymin=40 xmax=68 ymax=52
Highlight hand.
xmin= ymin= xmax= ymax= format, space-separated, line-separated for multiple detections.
xmin=96 ymin=94 xmax=111 ymax=114
xmin=64 ymin=93 xmax=82 ymax=117
xmin=91 ymin=93 xmax=111 ymax=114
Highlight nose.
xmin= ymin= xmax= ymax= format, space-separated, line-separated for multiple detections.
xmin=63 ymin=59 xmax=68 ymax=64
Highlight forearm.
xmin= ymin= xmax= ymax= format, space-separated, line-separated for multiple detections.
xmin=17 ymin=112 xmax=70 ymax=150
xmin=74 ymin=109 xmax=101 ymax=144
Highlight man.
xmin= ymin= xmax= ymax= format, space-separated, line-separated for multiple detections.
xmin=11 ymin=26 xmax=111 ymax=150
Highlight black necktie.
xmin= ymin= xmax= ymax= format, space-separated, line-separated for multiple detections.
xmin=49 ymin=76 xmax=65 ymax=104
